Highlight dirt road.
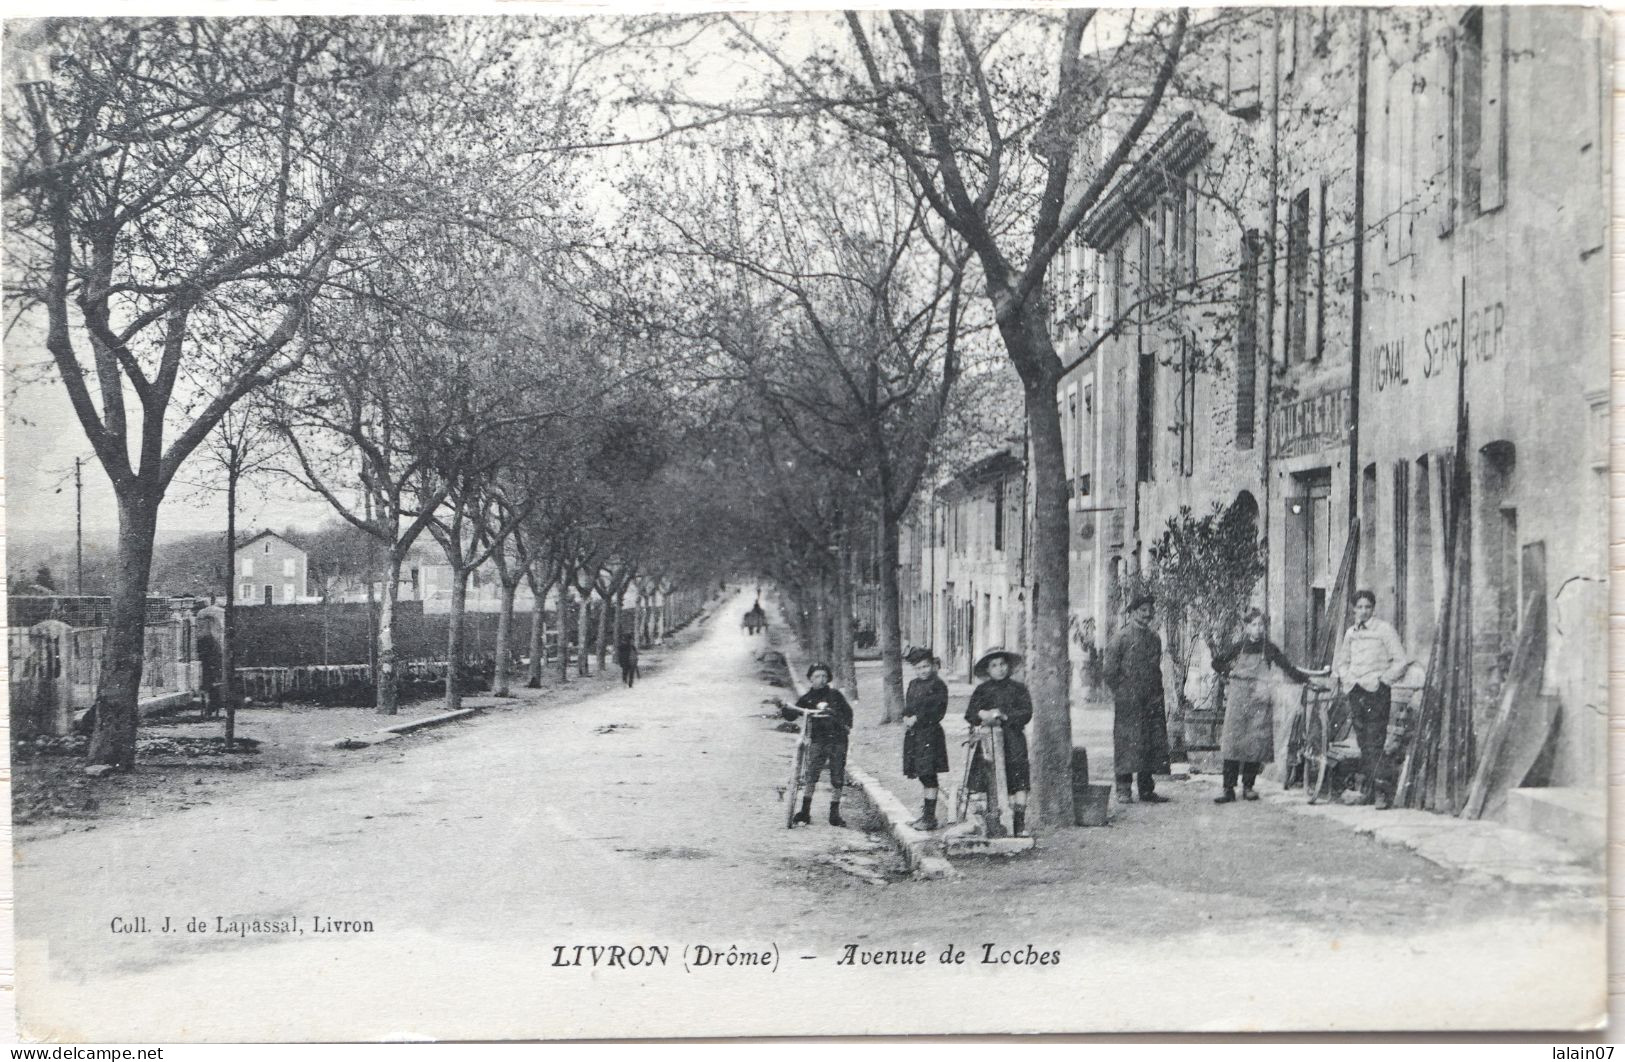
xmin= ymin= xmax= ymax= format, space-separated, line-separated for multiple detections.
xmin=14 ymin=593 xmax=1604 ymax=1040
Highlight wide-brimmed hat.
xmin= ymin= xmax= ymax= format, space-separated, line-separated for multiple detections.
xmin=904 ymin=646 xmax=936 ymax=666
xmin=1126 ymin=592 xmax=1155 ymax=613
xmin=973 ymin=646 xmax=1024 ymax=678
xmin=806 ymin=661 xmax=833 ymax=680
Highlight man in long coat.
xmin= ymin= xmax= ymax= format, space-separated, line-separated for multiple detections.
xmin=1103 ymin=593 xmax=1172 ymax=804
xmin=902 ymin=647 xmax=950 ymax=830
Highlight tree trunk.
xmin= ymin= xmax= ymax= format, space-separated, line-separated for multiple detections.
xmin=86 ymin=494 xmax=159 ymax=768
xmin=557 ymin=570 xmax=573 ymax=682
xmin=445 ymin=568 xmax=468 ymax=712
xmin=377 ymin=551 xmax=403 ymax=715
xmin=612 ymin=587 xmax=626 ymax=655
xmin=1005 ymin=316 xmax=1077 ymax=828
xmin=834 ymin=549 xmax=857 ymax=695
xmin=877 ymin=506 xmax=907 ymax=723
xmin=576 ymin=586 xmax=592 ymax=676
xmin=493 ymin=578 xmax=518 ymax=697
xmin=526 ymin=569 xmax=547 ymax=688
xmin=596 ymin=587 xmax=611 ymax=671
xmin=223 ymin=466 xmax=238 ymax=750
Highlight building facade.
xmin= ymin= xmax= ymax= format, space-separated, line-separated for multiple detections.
xmin=901 ymin=7 xmax=1607 ymax=804
xmin=234 ymin=530 xmax=310 ymax=606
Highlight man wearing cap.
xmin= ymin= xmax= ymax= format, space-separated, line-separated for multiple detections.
xmin=902 ymin=647 xmax=950 ymax=831
xmin=965 ymin=647 xmax=1033 ymax=835
xmin=792 ymin=662 xmax=855 ymax=827
xmin=1104 ymin=593 xmax=1172 ymax=804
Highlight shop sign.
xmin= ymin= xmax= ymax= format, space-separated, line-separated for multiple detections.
xmin=1270 ymin=385 xmax=1350 ymax=459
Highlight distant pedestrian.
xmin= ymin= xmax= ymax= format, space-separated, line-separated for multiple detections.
xmin=965 ymin=647 xmax=1033 ymax=836
xmin=1332 ymin=590 xmax=1410 ymax=808
xmin=793 ymin=663 xmax=854 ymax=827
xmin=1103 ymin=592 xmax=1172 ymax=804
xmin=1210 ymin=608 xmax=1314 ymax=804
xmin=902 ymin=646 xmax=950 ymax=831
xmin=615 ymin=632 xmax=639 ymax=688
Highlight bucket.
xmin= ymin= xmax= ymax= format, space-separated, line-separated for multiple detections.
xmin=1074 ymin=783 xmax=1112 ymax=827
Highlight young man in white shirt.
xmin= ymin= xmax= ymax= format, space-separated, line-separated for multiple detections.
xmin=1332 ymin=589 xmax=1410 ymax=807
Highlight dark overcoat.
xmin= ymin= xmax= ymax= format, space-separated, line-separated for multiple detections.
xmin=1104 ymin=623 xmax=1172 ymax=775
xmin=964 ymin=678 xmax=1033 ymax=793
xmin=794 ymin=686 xmax=853 ymax=747
xmin=902 ymin=675 xmax=950 ymax=778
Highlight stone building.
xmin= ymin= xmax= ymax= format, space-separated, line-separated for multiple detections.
xmin=1043 ymin=6 xmax=1607 ymax=808
xmin=234 ymin=530 xmax=311 ymax=606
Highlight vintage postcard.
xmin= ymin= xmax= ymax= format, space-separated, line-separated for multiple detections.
xmin=2 ymin=3 xmax=1610 ymax=1041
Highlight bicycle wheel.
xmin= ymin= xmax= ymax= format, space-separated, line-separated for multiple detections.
xmin=1302 ymin=697 xmax=1331 ymax=804
xmin=785 ymin=741 xmax=806 ymax=828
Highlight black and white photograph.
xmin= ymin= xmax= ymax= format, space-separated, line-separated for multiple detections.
xmin=1 ymin=3 xmax=1612 ymax=1041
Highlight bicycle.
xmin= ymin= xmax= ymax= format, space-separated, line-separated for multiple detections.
xmin=779 ymin=702 xmax=833 ymax=829
xmin=1295 ymin=678 xmax=1353 ymax=804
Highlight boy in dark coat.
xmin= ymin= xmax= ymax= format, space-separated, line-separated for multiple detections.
xmin=793 ymin=663 xmax=854 ymax=827
xmin=902 ymin=647 xmax=949 ymax=831
xmin=965 ymin=647 xmax=1034 ymax=836
xmin=1104 ymin=593 xmax=1172 ymax=804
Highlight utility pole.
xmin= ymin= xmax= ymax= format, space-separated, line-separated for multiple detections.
xmin=75 ymin=457 xmax=83 ymax=594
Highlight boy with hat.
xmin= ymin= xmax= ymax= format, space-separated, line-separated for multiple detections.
xmin=902 ymin=647 xmax=950 ymax=830
xmin=793 ymin=662 xmax=855 ymax=826
xmin=965 ymin=647 xmax=1033 ymax=836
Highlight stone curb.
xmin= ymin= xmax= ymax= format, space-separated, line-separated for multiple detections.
xmin=846 ymin=764 xmax=958 ymax=880
xmin=767 ymin=602 xmax=958 ymax=881
xmin=329 ymin=707 xmax=483 ymax=749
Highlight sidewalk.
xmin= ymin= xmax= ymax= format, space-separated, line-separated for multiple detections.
xmin=842 ymin=656 xmax=1599 ymax=890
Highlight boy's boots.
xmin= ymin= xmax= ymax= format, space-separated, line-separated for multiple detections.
xmin=909 ymin=799 xmax=938 ymax=832
xmin=1011 ymin=808 xmax=1026 ymax=836
xmin=829 ymin=801 xmax=845 ymax=828
xmin=792 ymin=796 xmax=812 ymax=826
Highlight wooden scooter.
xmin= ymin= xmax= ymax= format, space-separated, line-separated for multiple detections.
xmin=954 ymin=720 xmax=1008 ymax=838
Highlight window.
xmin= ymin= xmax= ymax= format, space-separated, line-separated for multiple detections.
xmin=1064 ymin=386 xmax=1079 ymax=479
xmin=264 ymin=542 xmax=271 ymax=554
xmin=1176 ymin=336 xmax=1197 ymax=477
xmin=1111 ymin=246 xmax=1126 ymax=326
xmin=1226 ymin=27 xmax=1262 ymax=117
xmin=240 ymin=557 xmax=254 ymax=577
xmin=283 ymin=582 xmax=295 ymax=603
xmin=1360 ymin=463 xmax=1379 ymax=600
xmin=993 ymin=478 xmax=1006 ymax=553
xmin=1236 ymin=231 xmax=1260 ymax=449
xmin=1135 ymin=353 xmax=1156 ymax=484
xmin=282 ymin=558 xmax=295 ymax=577
xmin=1315 ymin=178 xmax=1328 ymax=359
xmin=1285 ymin=189 xmax=1311 ymax=363
xmin=1459 ymin=7 xmax=1507 ymax=215
xmin=1114 ymin=366 xmax=1130 ymax=495
xmin=240 ymin=582 xmax=253 ymax=601
xmin=410 ymin=567 xmax=421 ymax=594
xmin=1079 ymin=382 xmax=1094 ymax=498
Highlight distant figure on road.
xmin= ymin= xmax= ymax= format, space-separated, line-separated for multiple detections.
xmin=1332 ymin=589 xmax=1410 ymax=809
xmin=902 ymin=646 xmax=949 ymax=831
xmin=615 ymin=633 xmax=639 ymax=688
xmin=1210 ymin=608 xmax=1313 ymax=804
xmin=1104 ymin=593 xmax=1172 ymax=805
xmin=743 ymin=599 xmax=767 ymax=636
xmin=965 ymin=647 xmax=1033 ymax=837
xmin=793 ymin=663 xmax=854 ymax=827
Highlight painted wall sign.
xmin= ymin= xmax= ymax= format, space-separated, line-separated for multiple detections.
xmin=1372 ymin=300 xmax=1507 ymax=394
xmin=1270 ymin=385 xmax=1351 ymax=459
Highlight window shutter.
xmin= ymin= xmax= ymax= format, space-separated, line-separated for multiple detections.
xmin=1479 ymin=7 xmax=1507 ymax=211
xmin=1434 ymin=27 xmax=1457 ymax=236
